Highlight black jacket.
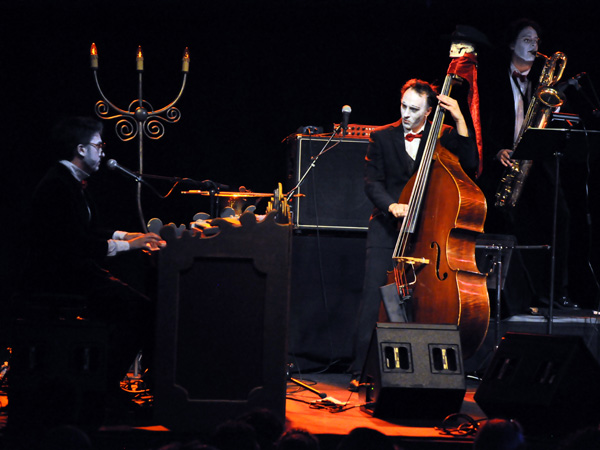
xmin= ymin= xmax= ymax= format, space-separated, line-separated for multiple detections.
xmin=25 ymin=163 xmax=115 ymax=294
xmin=364 ymin=119 xmax=478 ymax=249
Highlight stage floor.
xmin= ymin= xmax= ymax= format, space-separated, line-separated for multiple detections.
xmin=0 ymin=373 xmax=483 ymax=449
xmin=284 ymin=372 xmax=483 ymax=449
xmin=0 ymin=371 xmax=583 ymax=450
xmin=2 ymin=308 xmax=600 ymax=449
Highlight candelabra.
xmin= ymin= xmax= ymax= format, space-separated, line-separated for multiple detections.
xmin=90 ymin=43 xmax=189 ymax=231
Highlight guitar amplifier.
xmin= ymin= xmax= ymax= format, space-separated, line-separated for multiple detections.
xmin=287 ymin=135 xmax=373 ymax=231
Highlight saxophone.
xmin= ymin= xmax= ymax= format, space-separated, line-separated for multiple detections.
xmin=494 ymin=51 xmax=567 ymax=209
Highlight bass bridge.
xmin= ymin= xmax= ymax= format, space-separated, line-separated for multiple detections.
xmin=393 ymin=256 xmax=430 ymax=265
xmin=391 ymin=256 xmax=430 ymax=291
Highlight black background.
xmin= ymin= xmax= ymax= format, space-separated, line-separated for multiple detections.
xmin=3 ymin=0 xmax=600 ymax=307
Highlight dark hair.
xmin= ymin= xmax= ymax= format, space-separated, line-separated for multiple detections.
xmin=473 ymin=418 xmax=526 ymax=450
xmin=237 ymin=408 xmax=284 ymax=450
xmin=505 ymin=18 xmax=542 ymax=48
xmin=41 ymin=425 xmax=92 ymax=450
xmin=558 ymin=426 xmax=600 ymax=450
xmin=401 ymin=79 xmax=438 ymax=109
xmin=212 ymin=420 xmax=258 ymax=450
xmin=52 ymin=116 xmax=103 ymax=161
xmin=336 ymin=427 xmax=395 ymax=450
xmin=276 ymin=428 xmax=319 ymax=450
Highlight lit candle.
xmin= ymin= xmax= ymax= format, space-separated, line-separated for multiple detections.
xmin=90 ymin=43 xmax=98 ymax=69
xmin=136 ymin=45 xmax=144 ymax=71
xmin=182 ymin=47 xmax=190 ymax=73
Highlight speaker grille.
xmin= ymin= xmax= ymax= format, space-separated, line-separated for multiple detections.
xmin=288 ymin=137 xmax=372 ymax=231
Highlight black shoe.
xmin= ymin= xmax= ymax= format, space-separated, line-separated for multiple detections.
xmin=348 ymin=374 xmax=361 ymax=392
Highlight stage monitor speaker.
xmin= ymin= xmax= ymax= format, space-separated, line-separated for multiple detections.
xmin=359 ymin=323 xmax=465 ymax=420
xmin=288 ymin=136 xmax=372 ymax=231
xmin=474 ymin=332 xmax=600 ymax=436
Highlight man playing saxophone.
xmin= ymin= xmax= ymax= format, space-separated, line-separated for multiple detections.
xmin=478 ymin=18 xmax=576 ymax=312
xmin=495 ymin=22 xmax=541 ymax=167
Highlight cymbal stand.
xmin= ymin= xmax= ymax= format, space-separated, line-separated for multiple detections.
xmin=209 ymin=189 xmax=220 ymax=219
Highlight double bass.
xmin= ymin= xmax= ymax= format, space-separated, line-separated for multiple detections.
xmin=391 ymin=42 xmax=489 ymax=359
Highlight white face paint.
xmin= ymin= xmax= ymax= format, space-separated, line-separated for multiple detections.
xmin=511 ymin=26 xmax=539 ymax=63
xmin=400 ymin=88 xmax=432 ymax=133
xmin=80 ymin=132 xmax=104 ymax=173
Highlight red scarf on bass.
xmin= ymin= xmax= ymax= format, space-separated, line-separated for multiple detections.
xmin=447 ymin=52 xmax=483 ymax=178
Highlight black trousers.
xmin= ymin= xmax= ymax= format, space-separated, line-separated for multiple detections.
xmin=350 ymin=245 xmax=394 ymax=375
xmin=86 ymin=272 xmax=155 ymax=389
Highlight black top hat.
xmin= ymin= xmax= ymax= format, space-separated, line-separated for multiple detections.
xmin=447 ymin=25 xmax=492 ymax=49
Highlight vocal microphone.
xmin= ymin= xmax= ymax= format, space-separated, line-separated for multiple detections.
xmin=567 ymin=72 xmax=585 ymax=91
xmin=106 ymin=159 xmax=143 ymax=182
xmin=341 ymin=105 xmax=352 ymax=135
xmin=558 ymin=73 xmax=585 ymax=93
xmin=573 ymin=72 xmax=586 ymax=88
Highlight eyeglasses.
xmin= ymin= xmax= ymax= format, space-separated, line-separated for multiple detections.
xmin=87 ymin=142 xmax=106 ymax=152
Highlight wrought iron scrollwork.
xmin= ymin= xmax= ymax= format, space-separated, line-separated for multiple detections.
xmin=90 ymin=45 xmax=189 ymax=231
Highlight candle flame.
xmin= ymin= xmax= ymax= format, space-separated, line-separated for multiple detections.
xmin=90 ymin=43 xmax=98 ymax=56
xmin=137 ymin=45 xmax=143 ymax=59
xmin=182 ymin=47 xmax=190 ymax=73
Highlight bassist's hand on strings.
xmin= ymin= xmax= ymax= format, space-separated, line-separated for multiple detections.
xmin=496 ymin=149 xmax=514 ymax=167
xmin=388 ymin=202 xmax=409 ymax=218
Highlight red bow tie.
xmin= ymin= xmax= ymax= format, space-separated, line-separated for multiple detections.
xmin=512 ymin=71 xmax=528 ymax=83
xmin=405 ymin=133 xmax=423 ymax=142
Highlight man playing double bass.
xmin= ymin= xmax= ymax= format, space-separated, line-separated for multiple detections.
xmin=348 ymin=78 xmax=479 ymax=390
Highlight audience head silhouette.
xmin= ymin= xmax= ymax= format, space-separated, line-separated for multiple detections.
xmin=473 ymin=418 xmax=526 ymax=450
xmin=336 ymin=427 xmax=397 ymax=450
xmin=275 ymin=428 xmax=319 ymax=450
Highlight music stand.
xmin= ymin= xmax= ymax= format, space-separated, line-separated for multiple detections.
xmin=476 ymin=234 xmax=517 ymax=348
xmin=512 ymin=127 xmax=600 ymax=333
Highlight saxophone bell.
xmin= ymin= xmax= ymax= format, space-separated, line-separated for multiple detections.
xmin=537 ymin=85 xmax=565 ymax=109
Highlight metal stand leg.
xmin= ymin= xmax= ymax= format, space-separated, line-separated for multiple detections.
xmin=133 ymin=350 xmax=143 ymax=379
xmin=547 ymin=150 xmax=563 ymax=335
xmin=494 ymin=256 xmax=503 ymax=349
xmin=477 ymin=242 xmax=505 ymax=348
xmin=290 ymin=377 xmax=327 ymax=399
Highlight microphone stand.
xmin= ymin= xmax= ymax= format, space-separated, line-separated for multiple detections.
xmin=118 ymin=170 xmax=228 ymax=220
xmin=130 ymin=172 xmax=227 ymax=195
xmin=112 ymin=170 xmax=172 ymax=200
xmin=286 ymin=126 xmax=346 ymax=203
xmin=583 ymin=75 xmax=600 ymax=116
xmin=289 ymin=377 xmax=327 ymax=399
